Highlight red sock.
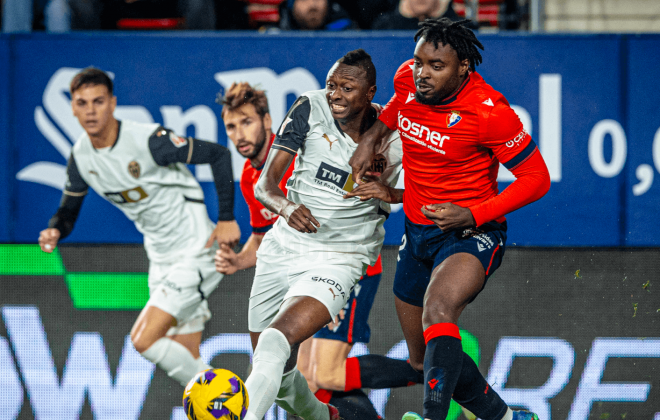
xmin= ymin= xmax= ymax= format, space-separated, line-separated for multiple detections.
xmin=314 ymin=389 xmax=333 ymax=404
xmin=344 ymin=357 xmax=362 ymax=391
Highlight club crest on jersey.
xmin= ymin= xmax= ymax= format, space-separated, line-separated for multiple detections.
xmin=169 ymin=132 xmax=188 ymax=148
xmin=370 ymin=154 xmax=386 ymax=174
xmin=447 ymin=111 xmax=462 ymax=128
xmin=128 ymin=161 xmax=140 ymax=178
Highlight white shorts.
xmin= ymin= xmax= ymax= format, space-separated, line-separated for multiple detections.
xmin=248 ymin=233 xmax=367 ymax=333
xmin=147 ymin=250 xmax=222 ymax=335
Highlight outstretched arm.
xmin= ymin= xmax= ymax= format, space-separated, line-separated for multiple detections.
xmin=214 ymin=233 xmax=264 ymax=275
xmin=149 ymin=128 xmax=240 ymax=247
xmin=422 ymin=149 xmax=550 ymax=231
xmin=39 ymin=155 xmax=88 ymax=253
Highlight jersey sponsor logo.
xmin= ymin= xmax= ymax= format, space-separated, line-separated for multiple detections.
xmin=397 ymin=112 xmax=449 ymax=155
xmin=506 ymin=129 xmax=528 ymax=148
xmin=169 ymin=132 xmax=188 ymax=148
xmin=446 ymin=111 xmax=462 ymax=128
xmin=104 ymin=186 xmax=149 ymax=204
xmin=162 ymin=280 xmax=183 ymax=293
xmin=322 ymin=133 xmax=339 ymax=150
xmin=328 ymin=288 xmax=338 ymax=300
xmin=406 ymin=92 xmax=416 ymax=104
xmin=482 ymin=98 xmax=494 ymax=106
xmin=89 ymin=170 xmax=99 ymax=177
xmin=314 ymin=162 xmax=356 ymax=193
xmin=128 ymin=161 xmax=140 ymax=179
xmin=311 ymin=276 xmax=347 ymax=300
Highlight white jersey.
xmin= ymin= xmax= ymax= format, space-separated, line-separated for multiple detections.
xmin=269 ymin=89 xmax=403 ymax=263
xmin=69 ymin=120 xmax=214 ymax=262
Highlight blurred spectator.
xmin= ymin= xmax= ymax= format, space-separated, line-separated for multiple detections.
xmin=2 ymin=0 xmax=70 ymax=32
xmin=500 ymin=0 xmax=521 ymax=30
xmin=372 ymin=0 xmax=475 ymax=30
xmin=279 ymin=0 xmax=358 ymax=30
xmin=334 ymin=0 xmax=396 ymax=29
xmin=67 ymin=0 xmax=216 ymax=30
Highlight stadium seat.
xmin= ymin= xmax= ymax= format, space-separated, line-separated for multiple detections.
xmin=247 ymin=0 xmax=286 ymax=26
xmin=116 ymin=18 xmax=185 ymax=30
xmin=453 ymin=0 xmax=503 ymax=27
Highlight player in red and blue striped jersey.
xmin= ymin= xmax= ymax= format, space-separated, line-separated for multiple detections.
xmin=348 ymin=18 xmax=550 ymax=420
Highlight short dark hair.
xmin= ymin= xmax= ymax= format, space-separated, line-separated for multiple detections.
xmin=414 ymin=18 xmax=484 ymax=71
xmin=337 ymin=49 xmax=377 ymax=86
xmin=70 ymin=67 xmax=114 ymax=95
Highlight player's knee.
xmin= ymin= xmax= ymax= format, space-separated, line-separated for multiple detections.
xmin=421 ymin=299 xmax=456 ymax=328
xmin=409 ymin=359 xmax=424 ymax=373
xmin=131 ymin=332 xmax=152 ymax=354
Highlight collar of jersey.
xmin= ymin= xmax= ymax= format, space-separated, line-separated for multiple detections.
xmin=435 ymin=73 xmax=472 ymax=106
xmin=330 ymin=106 xmax=377 ymax=139
xmin=92 ymin=120 xmax=122 ymax=152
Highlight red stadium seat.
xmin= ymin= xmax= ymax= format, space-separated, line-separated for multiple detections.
xmin=453 ymin=0 xmax=503 ymax=27
xmin=246 ymin=0 xmax=286 ymax=25
xmin=116 ymin=18 xmax=185 ymax=30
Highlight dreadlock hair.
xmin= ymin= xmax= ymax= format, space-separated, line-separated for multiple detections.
xmin=219 ymin=82 xmax=270 ymax=118
xmin=337 ymin=48 xmax=377 ymax=87
xmin=414 ymin=18 xmax=484 ymax=72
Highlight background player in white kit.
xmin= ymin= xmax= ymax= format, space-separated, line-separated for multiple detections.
xmin=241 ymin=49 xmax=403 ymax=420
xmin=38 ymin=67 xmax=241 ymax=387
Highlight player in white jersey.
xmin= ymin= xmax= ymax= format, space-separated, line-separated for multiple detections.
xmin=38 ymin=68 xmax=241 ymax=387
xmin=240 ymin=49 xmax=403 ymax=420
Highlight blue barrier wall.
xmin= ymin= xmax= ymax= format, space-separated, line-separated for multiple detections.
xmin=0 ymin=39 xmax=11 ymax=242
xmin=4 ymin=33 xmax=660 ymax=246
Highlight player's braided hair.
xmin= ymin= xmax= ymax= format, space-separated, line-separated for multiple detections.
xmin=414 ymin=18 xmax=484 ymax=71
xmin=70 ymin=67 xmax=114 ymax=95
xmin=337 ymin=48 xmax=377 ymax=86
xmin=219 ymin=82 xmax=270 ymax=118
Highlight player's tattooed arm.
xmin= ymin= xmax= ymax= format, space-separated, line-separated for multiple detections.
xmin=41 ymin=154 xmax=88 ymax=252
xmin=255 ymin=149 xmax=320 ymax=234
xmin=149 ymin=128 xmax=240 ymax=247
xmin=349 ymin=119 xmax=394 ymax=185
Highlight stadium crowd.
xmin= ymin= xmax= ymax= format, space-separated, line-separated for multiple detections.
xmin=1 ymin=0 xmax=522 ymax=32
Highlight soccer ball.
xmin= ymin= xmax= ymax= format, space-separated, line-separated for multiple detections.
xmin=183 ymin=368 xmax=249 ymax=420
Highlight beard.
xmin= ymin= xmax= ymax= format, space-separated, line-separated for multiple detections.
xmin=414 ymin=73 xmax=465 ymax=105
xmin=415 ymin=90 xmax=446 ymax=105
xmin=241 ymin=126 xmax=267 ymax=160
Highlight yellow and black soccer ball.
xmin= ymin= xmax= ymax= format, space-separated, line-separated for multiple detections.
xmin=183 ymin=368 xmax=249 ymax=420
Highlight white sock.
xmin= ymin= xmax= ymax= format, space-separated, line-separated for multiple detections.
xmin=501 ymin=408 xmax=514 ymax=420
xmin=276 ymin=368 xmax=329 ymax=420
xmin=244 ymin=328 xmax=291 ymax=420
xmin=140 ymin=337 xmax=211 ymax=386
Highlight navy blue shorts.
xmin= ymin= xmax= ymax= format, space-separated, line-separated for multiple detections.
xmin=313 ymin=273 xmax=381 ymax=344
xmin=393 ymin=217 xmax=507 ymax=308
